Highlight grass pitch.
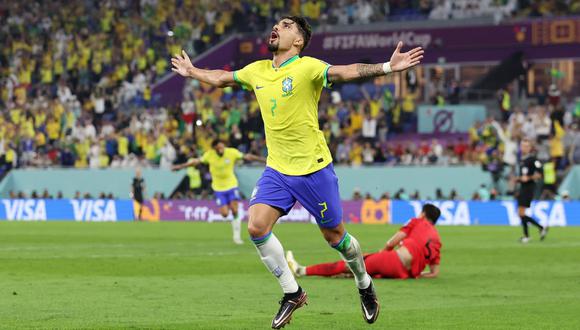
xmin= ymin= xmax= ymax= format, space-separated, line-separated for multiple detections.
xmin=0 ymin=222 xmax=579 ymax=329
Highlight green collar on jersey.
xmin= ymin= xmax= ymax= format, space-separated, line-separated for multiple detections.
xmin=273 ymin=55 xmax=300 ymax=69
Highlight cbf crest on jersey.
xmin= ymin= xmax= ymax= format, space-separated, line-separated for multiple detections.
xmin=282 ymin=76 xmax=293 ymax=97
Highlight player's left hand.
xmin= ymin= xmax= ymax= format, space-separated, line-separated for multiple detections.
xmin=389 ymin=41 xmax=424 ymax=72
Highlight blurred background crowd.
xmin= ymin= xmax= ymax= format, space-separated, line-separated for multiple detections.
xmin=1 ymin=0 xmax=580 ymax=201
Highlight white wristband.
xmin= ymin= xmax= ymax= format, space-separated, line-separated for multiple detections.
xmin=382 ymin=62 xmax=392 ymax=74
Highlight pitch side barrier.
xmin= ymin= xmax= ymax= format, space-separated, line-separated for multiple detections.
xmin=0 ymin=199 xmax=578 ymax=226
xmin=0 ymin=199 xmax=134 ymax=222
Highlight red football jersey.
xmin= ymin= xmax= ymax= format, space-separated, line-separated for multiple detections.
xmin=400 ymin=217 xmax=442 ymax=278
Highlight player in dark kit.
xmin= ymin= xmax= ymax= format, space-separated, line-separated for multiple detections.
xmin=132 ymin=168 xmax=145 ymax=220
xmin=516 ymin=139 xmax=548 ymax=243
xmin=287 ymin=204 xmax=442 ymax=280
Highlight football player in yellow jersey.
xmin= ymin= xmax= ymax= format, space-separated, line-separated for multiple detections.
xmin=172 ymin=140 xmax=265 ymax=244
xmin=171 ymin=16 xmax=423 ymax=329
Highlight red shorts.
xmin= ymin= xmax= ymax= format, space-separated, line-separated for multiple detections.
xmin=364 ymin=250 xmax=411 ymax=279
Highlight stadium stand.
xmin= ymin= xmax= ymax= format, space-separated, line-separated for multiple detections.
xmin=1 ymin=1 xmax=580 ymax=200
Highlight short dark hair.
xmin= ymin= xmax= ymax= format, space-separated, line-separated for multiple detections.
xmin=211 ymin=139 xmax=224 ymax=148
xmin=281 ymin=15 xmax=312 ymax=52
xmin=422 ymin=204 xmax=441 ymax=224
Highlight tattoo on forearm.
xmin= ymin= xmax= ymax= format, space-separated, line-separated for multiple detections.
xmin=356 ymin=63 xmax=384 ymax=78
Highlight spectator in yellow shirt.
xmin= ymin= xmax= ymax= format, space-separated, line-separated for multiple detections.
xmin=46 ymin=117 xmax=61 ymax=143
xmin=350 ymin=141 xmax=363 ymax=166
xmin=144 ymin=136 xmax=157 ymax=162
xmin=302 ymin=0 xmax=322 ymax=23
xmin=10 ymin=107 xmax=22 ymax=125
xmin=35 ymin=131 xmax=47 ymax=150
xmin=349 ymin=107 xmax=363 ymax=136
xmin=99 ymin=151 xmax=110 ymax=168
xmin=550 ymin=121 xmax=565 ymax=165
xmin=118 ymin=133 xmax=129 ymax=157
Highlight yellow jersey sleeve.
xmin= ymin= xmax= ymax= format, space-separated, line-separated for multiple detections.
xmin=226 ymin=148 xmax=244 ymax=162
xmin=301 ymin=56 xmax=332 ymax=89
xmin=233 ymin=62 xmax=259 ymax=91
xmin=200 ymin=151 xmax=211 ymax=164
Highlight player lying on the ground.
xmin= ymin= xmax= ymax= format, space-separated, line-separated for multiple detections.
xmin=287 ymin=204 xmax=442 ymax=279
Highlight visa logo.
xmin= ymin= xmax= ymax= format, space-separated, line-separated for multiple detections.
xmin=2 ymin=199 xmax=47 ymax=221
xmin=502 ymin=201 xmax=566 ymax=227
xmin=70 ymin=199 xmax=117 ymax=222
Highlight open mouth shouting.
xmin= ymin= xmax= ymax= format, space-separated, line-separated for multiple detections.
xmin=269 ymin=31 xmax=279 ymax=43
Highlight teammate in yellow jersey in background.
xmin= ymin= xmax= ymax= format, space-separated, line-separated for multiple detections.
xmin=171 ymin=15 xmax=423 ymax=329
xmin=172 ymin=140 xmax=265 ymax=244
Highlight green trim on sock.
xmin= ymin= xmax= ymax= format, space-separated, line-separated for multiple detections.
xmin=332 ymin=233 xmax=351 ymax=253
xmin=251 ymin=232 xmax=272 ymax=246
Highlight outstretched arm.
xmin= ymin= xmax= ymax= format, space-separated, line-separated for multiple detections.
xmin=384 ymin=231 xmax=407 ymax=251
xmin=243 ymin=153 xmax=267 ymax=163
xmin=171 ymin=50 xmax=236 ymax=88
xmin=172 ymin=158 xmax=201 ymax=171
xmin=327 ymin=41 xmax=424 ymax=83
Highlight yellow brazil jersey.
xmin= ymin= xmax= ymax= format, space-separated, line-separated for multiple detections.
xmin=46 ymin=120 xmax=60 ymax=140
xmin=369 ymin=99 xmax=380 ymax=117
xmin=54 ymin=60 xmax=64 ymax=75
xmin=233 ymin=55 xmax=332 ymax=175
xmin=35 ymin=132 xmax=46 ymax=147
xmin=201 ymin=147 xmax=243 ymax=192
xmin=10 ymin=108 xmax=21 ymax=125
xmin=137 ymin=56 xmax=147 ymax=71
xmin=145 ymin=143 xmax=157 ymax=160
xmin=19 ymin=65 xmax=32 ymax=85
xmin=41 ymin=66 xmax=53 ymax=84
xmin=118 ymin=135 xmax=129 ymax=156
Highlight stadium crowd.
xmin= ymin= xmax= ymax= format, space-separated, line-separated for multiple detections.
xmin=471 ymin=84 xmax=580 ymax=195
xmin=1 ymin=0 xmax=580 ymax=200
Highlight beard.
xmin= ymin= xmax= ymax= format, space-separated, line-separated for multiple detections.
xmin=267 ymin=41 xmax=279 ymax=52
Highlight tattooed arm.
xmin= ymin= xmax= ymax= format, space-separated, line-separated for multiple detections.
xmin=327 ymin=41 xmax=424 ymax=83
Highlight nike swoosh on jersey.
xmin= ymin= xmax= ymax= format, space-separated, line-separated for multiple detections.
xmin=256 ymin=85 xmax=264 ymax=89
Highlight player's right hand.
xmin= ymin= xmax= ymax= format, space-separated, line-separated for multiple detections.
xmin=171 ymin=50 xmax=195 ymax=77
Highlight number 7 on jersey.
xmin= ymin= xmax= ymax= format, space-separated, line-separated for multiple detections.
xmin=270 ymin=98 xmax=277 ymax=117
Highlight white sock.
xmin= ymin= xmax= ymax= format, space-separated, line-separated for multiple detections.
xmin=333 ymin=233 xmax=371 ymax=289
xmin=297 ymin=266 xmax=306 ymax=276
xmin=232 ymin=214 xmax=241 ymax=241
xmin=252 ymin=232 xmax=299 ymax=294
